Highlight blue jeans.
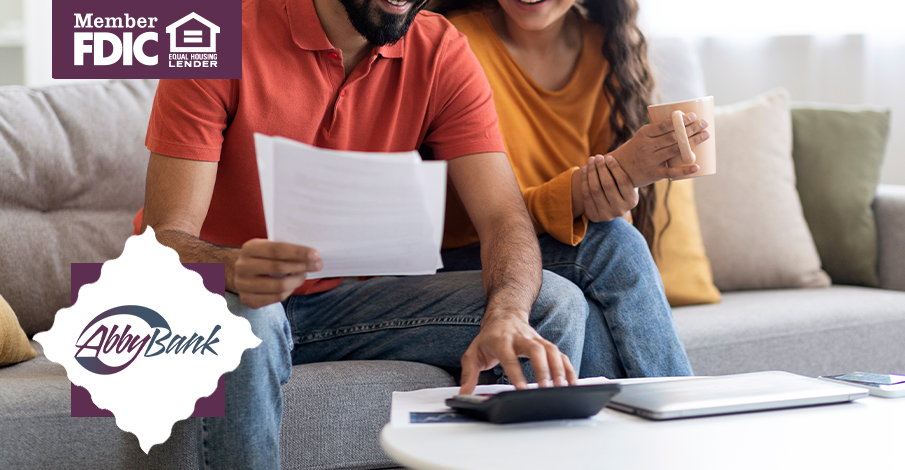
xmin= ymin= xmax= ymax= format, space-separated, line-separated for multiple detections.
xmin=200 ymin=270 xmax=591 ymax=469
xmin=441 ymin=218 xmax=693 ymax=379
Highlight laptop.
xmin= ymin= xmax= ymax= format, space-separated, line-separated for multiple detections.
xmin=606 ymin=371 xmax=869 ymax=420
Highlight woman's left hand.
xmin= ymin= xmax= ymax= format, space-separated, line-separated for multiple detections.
xmin=609 ymin=113 xmax=708 ymax=188
xmin=572 ymin=154 xmax=639 ymax=223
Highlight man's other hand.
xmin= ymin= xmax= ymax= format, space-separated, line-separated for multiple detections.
xmin=458 ymin=313 xmax=578 ymax=395
xmin=234 ymin=239 xmax=323 ymax=309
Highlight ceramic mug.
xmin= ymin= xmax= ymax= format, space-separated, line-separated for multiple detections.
xmin=647 ymin=96 xmax=716 ymax=179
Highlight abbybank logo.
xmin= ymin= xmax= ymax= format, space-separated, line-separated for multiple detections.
xmin=74 ymin=305 xmax=221 ymax=375
xmin=34 ymin=228 xmax=260 ymax=452
xmin=54 ymin=0 xmax=240 ymax=79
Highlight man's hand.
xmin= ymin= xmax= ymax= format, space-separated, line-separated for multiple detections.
xmin=233 ymin=239 xmax=323 ymax=309
xmin=448 ymin=152 xmax=576 ymax=395
xmin=571 ymin=154 xmax=639 ymax=222
xmin=609 ymin=112 xmax=709 ymax=188
xmin=459 ymin=313 xmax=578 ymax=395
xmin=142 ymin=152 xmax=323 ymax=309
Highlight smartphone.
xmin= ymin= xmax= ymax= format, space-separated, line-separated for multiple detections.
xmin=445 ymin=383 xmax=621 ymax=424
xmin=819 ymin=372 xmax=905 ymax=398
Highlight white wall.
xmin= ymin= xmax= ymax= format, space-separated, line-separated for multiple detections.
xmin=692 ymin=35 xmax=905 ymax=185
xmin=23 ymin=0 xmax=51 ymax=86
xmin=639 ymin=0 xmax=905 ymax=185
xmin=0 ymin=0 xmax=24 ymax=86
xmin=6 ymin=0 xmax=905 ymax=184
xmin=23 ymin=0 xmax=100 ymax=87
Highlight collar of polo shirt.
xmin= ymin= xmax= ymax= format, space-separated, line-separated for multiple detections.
xmin=285 ymin=0 xmax=406 ymax=58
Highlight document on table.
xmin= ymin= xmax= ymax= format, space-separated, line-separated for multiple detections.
xmin=388 ymin=377 xmax=618 ymax=428
xmin=254 ymin=133 xmax=446 ymax=279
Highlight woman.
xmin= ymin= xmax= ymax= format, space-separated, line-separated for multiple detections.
xmin=435 ymin=0 xmax=710 ymax=378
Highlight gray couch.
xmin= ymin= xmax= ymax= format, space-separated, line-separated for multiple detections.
xmin=2 ymin=75 xmax=905 ymax=470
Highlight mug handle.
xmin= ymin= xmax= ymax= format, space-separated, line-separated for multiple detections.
xmin=671 ymin=110 xmax=696 ymax=165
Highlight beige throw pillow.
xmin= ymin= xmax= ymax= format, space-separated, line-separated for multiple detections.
xmin=693 ymin=88 xmax=831 ymax=291
xmin=0 ymin=292 xmax=37 ymax=366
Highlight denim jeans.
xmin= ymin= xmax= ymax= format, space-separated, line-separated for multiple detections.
xmin=200 ymin=270 xmax=591 ymax=469
xmin=441 ymin=218 xmax=693 ymax=379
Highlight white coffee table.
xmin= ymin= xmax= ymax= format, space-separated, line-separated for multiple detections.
xmin=381 ymin=384 xmax=904 ymax=469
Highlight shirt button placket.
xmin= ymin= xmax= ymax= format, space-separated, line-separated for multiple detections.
xmin=327 ymin=50 xmax=346 ymax=131
xmin=328 ymin=51 xmax=343 ymax=99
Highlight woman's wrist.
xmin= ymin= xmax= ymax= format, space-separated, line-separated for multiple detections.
xmin=570 ymin=166 xmax=585 ymax=219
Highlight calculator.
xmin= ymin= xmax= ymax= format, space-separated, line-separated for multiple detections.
xmin=445 ymin=383 xmax=622 ymax=424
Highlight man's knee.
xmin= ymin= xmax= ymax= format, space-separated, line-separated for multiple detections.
xmin=225 ymin=293 xmax=292 ymax=354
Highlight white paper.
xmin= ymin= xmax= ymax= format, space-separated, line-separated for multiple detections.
xmin=253 ymin=134 xmax=275 ymax=238
xmin=421 ymin=161 xmax=447 ymax=269
xmin=254 ymin=134 xmax=446 ymax=279
xmin=389 ymin=377 xmax=621 ymax=428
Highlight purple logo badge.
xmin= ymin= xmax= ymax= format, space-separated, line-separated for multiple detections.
xmin=53 ymin=0 xmax=241 ymax=79
xmin=70 ymin=263 xmax=228 ymax=418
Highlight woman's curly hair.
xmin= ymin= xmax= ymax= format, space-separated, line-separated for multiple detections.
xmin=428 ymin=0 xmax=660 ymax=250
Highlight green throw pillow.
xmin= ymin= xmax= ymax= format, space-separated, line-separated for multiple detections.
xmin=791 ymin=104 xmax=890 ymax=287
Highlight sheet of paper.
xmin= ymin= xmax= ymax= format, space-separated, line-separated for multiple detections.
xmin=390 ymin=384 xmax=515 ymax=428
xmin=421 ymin=161 xmax=446 ymax=269
xmin=254 ymin=134 xmax=446 ymax=279
xmin=253 ymin=134 xmax=275 ymax=238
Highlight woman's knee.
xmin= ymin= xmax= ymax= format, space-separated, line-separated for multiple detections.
xmin=587 ymin=218 xmax=649 ymax=254
xmin=584 ymin=219 xmax=662 ymax=283
xmin=531 ymin=271 xmax=588 ymax=362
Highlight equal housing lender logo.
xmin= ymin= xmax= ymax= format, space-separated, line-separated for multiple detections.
xmin=52 ymin=0 xmax=241 ymax=79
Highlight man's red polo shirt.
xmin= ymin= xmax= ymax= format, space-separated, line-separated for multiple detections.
xmin=135 ymin=0 xmax=505 ymax=295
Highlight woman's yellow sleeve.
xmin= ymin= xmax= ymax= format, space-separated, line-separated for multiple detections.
xmin=521 ymin=167 xmax=588 ymax=246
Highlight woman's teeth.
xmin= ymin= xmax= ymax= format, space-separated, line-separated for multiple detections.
xmin=518 ymin=0 xmax=546 ymax=4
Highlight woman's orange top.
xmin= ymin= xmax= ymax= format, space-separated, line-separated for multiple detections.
xmin=442 ymin=10 xmax=613 ymax=249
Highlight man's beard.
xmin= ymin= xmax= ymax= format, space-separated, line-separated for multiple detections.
xmin=338 ymin=0 xmax=423 ymax=47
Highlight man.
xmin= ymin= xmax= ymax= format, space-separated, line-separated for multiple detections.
xmin=137 ymin=0 xmax=591 ymax=467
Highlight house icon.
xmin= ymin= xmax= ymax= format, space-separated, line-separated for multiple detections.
xmin=166 ymin=13 xmax=220 ymax=53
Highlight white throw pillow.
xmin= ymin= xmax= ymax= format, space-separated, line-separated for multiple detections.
xmin=693 ymin=88 xmax=831 ymax=291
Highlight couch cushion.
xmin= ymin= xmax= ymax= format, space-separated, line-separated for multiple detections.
xmin=280 ymin=361 xmax=455 ymax=469
xmin=0 ymin=80 xmax=158 ymax=337
xmin=674 ymin=286 xmax=905 ymax=377
xmin=693 ymin=88 xmax=831 ymax=291
xmin=0 ymin=340 xmax=452 ymax=470
xmin=0 ymin=292 xmax=35 ymax=366
xmin=652 ymin=178 xmax=721 ymax=307
xmin=791 ymin=104 xmax=890 ymax=287
xmin=0 ymin=341 xmax=196 ymax=470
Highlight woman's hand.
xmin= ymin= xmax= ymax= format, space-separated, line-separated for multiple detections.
xmin=571 ymin=154 xmax=639 ymax=222
xmin=609 ymin=112 xmax=710 ymax=188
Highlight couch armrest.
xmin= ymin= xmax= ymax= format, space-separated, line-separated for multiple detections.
xmin=874 ymin=184 xmax=905 ymax=291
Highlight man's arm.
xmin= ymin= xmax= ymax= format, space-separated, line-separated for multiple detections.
xmin=451 ymin=152 xmax=578 ymax=394
xmin=141 ymin=152 xmax=322 ymax=308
